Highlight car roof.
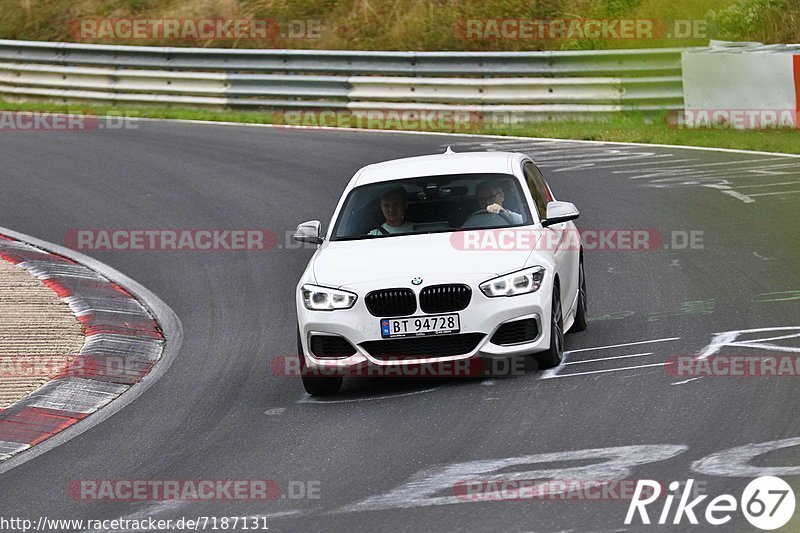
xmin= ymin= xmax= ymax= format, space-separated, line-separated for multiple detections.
xmin=352 ymin=151 xmax=526 ymax=187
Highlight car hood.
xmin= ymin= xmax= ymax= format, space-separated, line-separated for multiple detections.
xmin=312 ymin=232 xmax=535 ymax=288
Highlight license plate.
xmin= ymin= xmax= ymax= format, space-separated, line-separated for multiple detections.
xmin=380 ymin=314 xmax=460 ymax=338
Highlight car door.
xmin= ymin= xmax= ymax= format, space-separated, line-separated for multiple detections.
xmin=523 ymin=161 xmax=578 ymax=318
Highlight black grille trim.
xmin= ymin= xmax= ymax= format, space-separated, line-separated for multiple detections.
xmin=310 ymin=335 xmax=357 ymax=358
xmin=365 ymin=288 xmax=417 ymax=317
xmin=490 ymin=318 xmax=539 ymax=346
xmin=419 ymin=284 xmax=472 ymax=314
xmin=361 ymin=333 xmax=484 ymax=360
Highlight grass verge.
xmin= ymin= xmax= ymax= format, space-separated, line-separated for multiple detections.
xmin=1 ymin=0 xmax=797 ymax=51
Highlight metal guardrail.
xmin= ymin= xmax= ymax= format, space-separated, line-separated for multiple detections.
xmin=0 ymin=39 xmax=690 ymax=118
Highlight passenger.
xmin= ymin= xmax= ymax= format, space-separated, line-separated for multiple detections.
xmin=368 ymin=187 xmax=416 ymax=235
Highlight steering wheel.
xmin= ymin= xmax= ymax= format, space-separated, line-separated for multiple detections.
xmin=461 ymin=208 xmax=513 ymax=228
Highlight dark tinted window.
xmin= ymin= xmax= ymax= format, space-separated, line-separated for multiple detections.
xmin=331 ymin=173 xmax=532 ymax=240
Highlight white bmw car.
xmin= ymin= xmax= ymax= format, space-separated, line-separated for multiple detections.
xmin=294 ymin=149 xmax=587 ymax=395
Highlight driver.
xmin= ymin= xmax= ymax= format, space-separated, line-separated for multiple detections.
xmin=476 ymin=180 xmax=524 ymax=224
xmin=368 ymin=187 xmax=416 ymax=235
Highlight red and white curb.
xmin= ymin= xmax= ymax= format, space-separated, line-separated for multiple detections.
xmin=0 ymin=232 xmax=171 ymax=464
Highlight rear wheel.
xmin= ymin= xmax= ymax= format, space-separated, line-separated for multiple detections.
xmin=535 ymin=285 xmax=564 ymax=369
xmin=571 ymin=258 xmax=588 ymax=332
xmin=297 ymin=329 xmax=343 ymax=396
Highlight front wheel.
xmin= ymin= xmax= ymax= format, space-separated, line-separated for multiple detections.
xmin=571 ymin=258 xmax=588 ymax=332
xmin=535 ymin=285 xmax=564 ymax=369
xmin=297 ymin=329 xmax=343 ymax=395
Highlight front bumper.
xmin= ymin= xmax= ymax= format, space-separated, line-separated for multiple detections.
xmin=297 ymin=279 xmax=551 ymax=370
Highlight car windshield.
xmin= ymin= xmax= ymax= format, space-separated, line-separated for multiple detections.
xmin=331 ymin=173 xmax=533 ymax=241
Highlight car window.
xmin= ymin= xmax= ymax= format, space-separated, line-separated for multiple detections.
xmin=523 ymin=161 xmax=553 ymax=219
xmin=330 ymin=173 xmax=533 ymax=240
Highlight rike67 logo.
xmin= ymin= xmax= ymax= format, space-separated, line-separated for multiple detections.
xmin=626 ymin=476 xmax=795 ymax=530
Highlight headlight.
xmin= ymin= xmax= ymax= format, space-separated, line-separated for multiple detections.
xmin=301 ymin=284 xmax=357 ymax=310
xmin=480 ymin=266 xmax=545 ymax=297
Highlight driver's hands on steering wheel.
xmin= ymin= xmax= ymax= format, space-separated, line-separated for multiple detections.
xmin=486 ymin=203 xmax=504 ymax=215
xmin=486 ymin=203 xmax=514 ymax=223
xmin=462 ymin=206 xmax=513 ymax=228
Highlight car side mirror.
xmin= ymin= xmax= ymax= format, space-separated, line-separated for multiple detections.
xmin=293 ymin=220 xmax=324 ymax=244
xmin=541 ymin=201 xmax=579 ymax=227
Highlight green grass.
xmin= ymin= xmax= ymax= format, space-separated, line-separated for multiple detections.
xmin=0 ymin=0 xmax=797 ymax=50
xmin=2 ymin=100 xmax=798 ymax=155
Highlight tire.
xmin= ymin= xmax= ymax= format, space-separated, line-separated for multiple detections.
xmin=571 ymin=258 xmax=588 ymax=332
xmin=535 ymin=285 xmax=565 ymax=369
xmin=297 ymin=329 xmax=343 ymax=396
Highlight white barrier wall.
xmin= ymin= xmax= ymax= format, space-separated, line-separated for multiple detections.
xmin=0 ymin=39 xmax=687 ymax=119
xmin=682 ymin=45 xmax=800 ymax=128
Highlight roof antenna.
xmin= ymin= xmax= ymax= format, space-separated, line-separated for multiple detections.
xmin=444 ymin=146 xmax=455 ymax=154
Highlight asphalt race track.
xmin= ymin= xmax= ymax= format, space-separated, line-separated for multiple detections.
xmin=1 ymin=120 xmax=800 ymax=532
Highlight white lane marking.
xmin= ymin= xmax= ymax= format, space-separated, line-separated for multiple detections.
xmin=671 ymin=377 xmax=701 ymax=385
xmin=722 ymin=189 xmax=756 ymax=203
xmin=539 ymin=365 xmax=563 ymax=380
xmin=550 ymin=154 xmax=668 ymax=171
xmin=739 ymin=332 xmax=800 ymax=344
xmin=564 ymin=352 xmax=653 ymax=365
xmin=565 ymin=337 xmax=680 ymax=354
xmin=729 ymin=343 xmax=800 ymax=353
xmin=749 ymin=189 xmax=800 ymax=197
xmin=697 ymin=331 xmax=741 ymax=360
xmin=621 ymin=157 xmax=793 ymax=176
xmin=579 ymin=156 xmax=694 ymax=170
xmin=697 ymin=327 xmax=800 ymax=360
xmin=744 ymin=161 xmax=800 ymax=174
xmin=264 ymin=408 xmax=286 ymax=416
xmin=335 ymin=444 xmax=687 ymax=513
xmin=481 ymin=379 xmax=497 ymax=386
xmin=508 ymin=144 xmax=618 ymax=157
xmin=692 ymin=437 xmax=800 ymax=477
xmin=297 ymin=387 xmax=439 ymax=404
xmin=542 ymin=362 xmax=668 ymax=379
xmin=538 ymin=150 xmax=636 ymax=162
xmin=703 ymin=183 xmax=757 ymax=204
xmin=619 ymin=158 xmax=795 ymax=181
xmin=459 ymin=136 xmax=797 ymax=199
xmin=550 ymin=148 xmax=642 ymax=157
xmin=737 ymin=180 xmax=800 ymax=188
xmin=249 ymin=510 xmax=307 ymax=519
